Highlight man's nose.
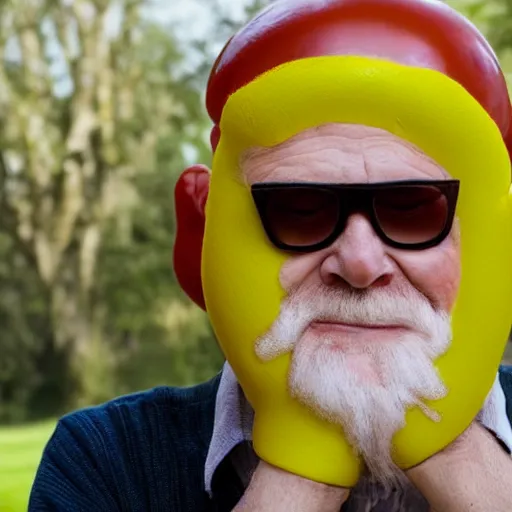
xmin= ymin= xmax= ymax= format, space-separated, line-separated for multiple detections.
xmin=319 ymin=213 xmax=393 ymax=289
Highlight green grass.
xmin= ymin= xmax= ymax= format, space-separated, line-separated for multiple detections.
xmin=0 ymin=420 xmax=56 ymax=512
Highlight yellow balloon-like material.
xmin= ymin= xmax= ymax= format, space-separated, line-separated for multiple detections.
xmin=202 ymin=56 xmax=512 ymax=487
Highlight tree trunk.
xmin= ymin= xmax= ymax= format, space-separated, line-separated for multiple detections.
xmin=49 ymin=259 xmax=115 ymax=407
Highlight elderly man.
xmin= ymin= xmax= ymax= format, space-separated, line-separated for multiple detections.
xmin=30 ymin=0 xmax=512 ymax=511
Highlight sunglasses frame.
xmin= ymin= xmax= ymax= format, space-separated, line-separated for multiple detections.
xmin=251 ymin=179 xmax=460 ymax=252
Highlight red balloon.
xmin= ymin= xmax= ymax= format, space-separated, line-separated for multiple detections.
xmin=206 ymin=0 xmax=511 ymax=153
xmin=173 ymin=165 xmax=209 ymax=309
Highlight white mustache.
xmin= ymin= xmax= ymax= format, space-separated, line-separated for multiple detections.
xmin=255 ymin=285 xmax=449 ymax=361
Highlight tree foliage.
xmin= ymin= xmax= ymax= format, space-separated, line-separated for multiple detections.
xmin=0 ymin=0 xmax=221 ymax=422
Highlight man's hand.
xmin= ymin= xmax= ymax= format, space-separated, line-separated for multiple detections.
xmin=406 ymin=422 xmax=512 ymax=512
xmin=233 ymin=460 xmax=350 ymax=512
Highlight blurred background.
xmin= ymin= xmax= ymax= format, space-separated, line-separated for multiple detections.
xmin=0 ymin=0 xmax=511 ymax=509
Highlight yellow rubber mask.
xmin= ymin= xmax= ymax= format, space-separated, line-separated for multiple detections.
xmin=202 ymin=56 xmax=512 ymax=486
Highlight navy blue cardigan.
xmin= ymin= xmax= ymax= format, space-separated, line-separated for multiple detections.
xmin=29 ymin=366 xmax=512 ymax=511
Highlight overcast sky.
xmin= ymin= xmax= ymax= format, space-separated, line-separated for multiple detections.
xmin=144 ymin=0 xmax=255 ymax=75
xmin=147 ymin=0 xmax=252 ymax=42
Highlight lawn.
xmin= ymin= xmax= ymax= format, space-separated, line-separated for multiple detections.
xmin=0 ymin=420 xmax=56 ymax=512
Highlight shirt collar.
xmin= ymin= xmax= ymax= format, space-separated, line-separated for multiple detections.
xmin=205 ymin=362 xmax=512 ymax=496
xmin=205 ymin=362 xmax=253 ymax=494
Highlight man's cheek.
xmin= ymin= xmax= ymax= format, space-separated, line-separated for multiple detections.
xmin=400 ymin=249 xmax=461 ymax=312
xmin=421 ymin=259 xmax=461 ymax=311
xmin=279 ymin=252 xmax=325 ymax=291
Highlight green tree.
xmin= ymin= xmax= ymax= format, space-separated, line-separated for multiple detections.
xmin=0 ymin=0 xmax=219 ymax=421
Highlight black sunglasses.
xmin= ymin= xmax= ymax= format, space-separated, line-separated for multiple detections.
xmin=251 ymin=180 xmax=460 ymax=252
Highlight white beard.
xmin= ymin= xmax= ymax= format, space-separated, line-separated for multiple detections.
xmin=255 ymin=284 xmax=451 ymax=487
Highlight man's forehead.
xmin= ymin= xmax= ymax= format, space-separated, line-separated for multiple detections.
xmin=240 ymin=123 xmax=448 ymax=183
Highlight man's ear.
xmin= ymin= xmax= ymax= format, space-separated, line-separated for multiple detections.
xmin=173 ymin=165 xmax=210 ymax=310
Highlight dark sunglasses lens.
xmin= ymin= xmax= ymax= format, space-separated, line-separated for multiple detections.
xmin=262 ymin=188 xmax=338 ymax=248
xmin=374 ymin=185 xmax=449 ymax=245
